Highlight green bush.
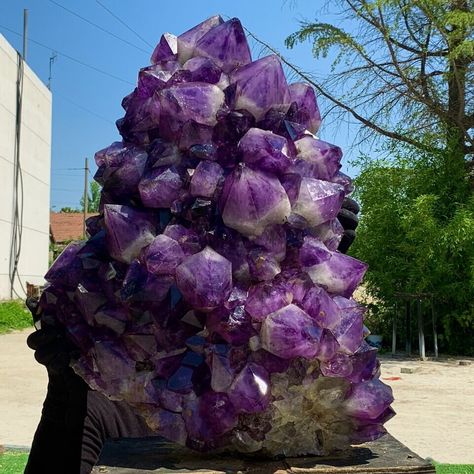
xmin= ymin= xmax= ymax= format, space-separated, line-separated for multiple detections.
xmin=351 ymin=145 xmax=474 ymax=356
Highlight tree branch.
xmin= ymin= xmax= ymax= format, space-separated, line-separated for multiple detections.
xmin=375 ymin=5 xmax=449 ymax=121
xmin=245 ymin=26 xmax=440 ymax=154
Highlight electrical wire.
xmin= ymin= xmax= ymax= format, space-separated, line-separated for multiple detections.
xmin=95 ymin=0 xmax=154 ymax=49
xmin=55 ymin=91 xmax=115 ymax=125
xmin=47 ymin=0 xmax=150 ymax=54
xmin=52 ymin=188 xmax=83 ymax=192
xmin=0 ymin=24 xmax=135 ymax=86
xmin=55 ymin=167 xmax=89 ymax=171
xmin=51 ymin=173 xmax=84 ymax=177
xmin=9 ymin=51 xmax=26 ymax=298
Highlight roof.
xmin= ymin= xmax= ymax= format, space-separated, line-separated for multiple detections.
xmin=50 ymin=212 xmax=98 ymax=243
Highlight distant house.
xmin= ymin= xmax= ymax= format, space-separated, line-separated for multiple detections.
xmin=50 ymin=212 xmax=97 ymax=257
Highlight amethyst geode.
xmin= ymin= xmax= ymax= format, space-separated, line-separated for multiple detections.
xmin=42 ymin=16 xmax=394 ymax=456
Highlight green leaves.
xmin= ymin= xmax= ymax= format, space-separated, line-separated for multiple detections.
xmin=285 ymin=0 xmax=474 ymax=156
xmin=286 ymin=22 xmax=364 ymax=63
xmin=351 ymin=146 xmax=474 ymax=354
xmin=80 ymin=181 xmax=101 ymax=213
xmin=284 ymin=0 xmax=474 ymax=353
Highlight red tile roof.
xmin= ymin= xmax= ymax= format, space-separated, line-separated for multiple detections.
xmin=50 ymin=212 xmax=98 ymax=243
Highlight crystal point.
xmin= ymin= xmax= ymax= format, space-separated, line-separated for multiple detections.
xmin=175 ymin=247 xmax=232 ymax=311
xmin=195 ymin=18 xmax=251 ymax=73
xmin=230 ymin=55 xmax=291 ymax=121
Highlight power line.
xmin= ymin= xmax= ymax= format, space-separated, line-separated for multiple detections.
xmin=52 ymin=188 xmax=83 ymax=192
xmin=55 ymin=91 xmax=115 ymax=125
xmin=95 ymin=0 xmax=154 ymax=49
xmin=51 ymin=173 xmax=84 ymax=177
xmin=0 ymin=24 xmax=135 ymax=85
xmin=47 ymin=0 xmax=150 ymax=54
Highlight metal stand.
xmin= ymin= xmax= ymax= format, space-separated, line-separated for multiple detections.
xmin=92 ymin=434 xmax=435 ymax=474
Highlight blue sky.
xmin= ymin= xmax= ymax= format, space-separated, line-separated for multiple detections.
xmin=2 ymin=0 xmax=363 ymax=210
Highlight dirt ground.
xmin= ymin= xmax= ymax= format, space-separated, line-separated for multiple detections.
xmin=0 ymin=329 xmax=472 ymax=463
xmin=380 ymin=355 xmax=474 ymax=464
xmin=0 ymin=329 xmax=47 ymax=447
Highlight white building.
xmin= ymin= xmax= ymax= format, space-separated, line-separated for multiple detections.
xmin=0 ymin=34 xmax=52 ymax=299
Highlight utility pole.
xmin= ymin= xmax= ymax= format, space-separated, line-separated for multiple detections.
xmin=83 ymin=157 xmax=89 ymax=238
xmin=23 ymin=9 xmax=28 ymax=61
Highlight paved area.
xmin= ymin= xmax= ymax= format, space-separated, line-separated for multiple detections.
xmin=0 ymin=329 xmax=47 ymax=447
xmin=381 ymin=356 xmax=474 ymax=463
xmin=0 ymin=330 xmax=473 ymax=463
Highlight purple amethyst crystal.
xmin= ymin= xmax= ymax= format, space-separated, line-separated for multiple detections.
xmin=194 ymin=18 xmax=251 ymax=73
xmin=331 ymin=170 xmax=355 ymax=194
xmin=138 ymin=63 xmax=178 ymax=96
xmin=291 ymin=178 xmax=345 ymax=227
xmin=151 ymin=33 xmax=178 ymax=63
xmin=138 ymin=167 xmax=183 ymax=208
xmin=175 ymin=247 xmax=232 ymax=311
xmin=331 ymin=297 xmax=366 ymax=354
xmin=288 ymin=82 xmax=321 ymax=134
xmin=141 ymin=234 xmax=185 ymax=275
xmin=245 ymin=282 xmax=292 ymax=321
xmin=159 ymin=83 xmax=225 ymax=132
xmin=44 ymin=16 xmax=391 ymax=457
xmin=260 ymin=304 xmax=322 ymax=359
xmin=311 ymin=219 xmax=344 ymax=251
xmin=303 ymin=244 xmax=368 ymax=298
xmin=207 ymin=305 xmax=254 ymax=345
xmin=183 ymin=57 xmax=222 ymax=84
xmin=227 ymin=363 xmax=270 ymax=413
xmin=103 ymin=205 xmax=155 ymax=263
xmin=44 ymin=241 xmax=85 ymax=288
xmin=345 ymin=379 xmax=394 ymax=420
xmin=247 ymin=248 xmax=281 ymax=281
xmin=301 ymin=285 xmax=341 ymax=329
xmin=293 ymin=136 xmax=342 ymax=180
xmin=183 ymin=392 xmax=238 ymax=447
xmin=163 ymin=224 xmax=201 ymax=256
xmin=250 ymin=225 xmax=286 ymax=261
xmin=230 ymin=55 xmax=291 ymax=121
xmin=238 ymin=128 xmax=292 ymax=174
xmin=121 ymin=260 xmax=173 ymax=302
xmin=94 ymin=142 xmax=147 ymax=199
xmin=177 ymin=15 xmax=223 ymax=64
xmin=220 ymin=164 xmax=291 ymax=236
xmin=190 ymin=161 xmax=224 ymax=198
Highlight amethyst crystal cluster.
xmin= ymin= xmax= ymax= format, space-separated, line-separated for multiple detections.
xmin=42 ymin=16 xmax=394 ymax=455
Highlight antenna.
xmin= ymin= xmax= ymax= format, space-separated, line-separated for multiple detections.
xmin=48 ymin=52 xmax=57 ymax=90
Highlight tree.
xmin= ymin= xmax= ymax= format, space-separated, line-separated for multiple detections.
xmin=285 ymin=0 xmax=473 ymax=165
xmin=278 ymin=1 xmax=474 ymax=352
xmin=59 ymin=206 xmax=79 ymax=213
xmin=350 ymin=146 xmax=474 ymax=354
xmin=80 ymin=181 xmax=101 ymax=213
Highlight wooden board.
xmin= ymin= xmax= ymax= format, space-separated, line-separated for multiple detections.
xmin=92 ymin=434 xmax=435 ymax=474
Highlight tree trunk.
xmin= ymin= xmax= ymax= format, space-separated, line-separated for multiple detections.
xmin=444 ymin=0 xmax=471 ymax=211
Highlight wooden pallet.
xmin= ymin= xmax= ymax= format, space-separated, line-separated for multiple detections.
xmin=92 ymin=434 xmax=435 ymax=474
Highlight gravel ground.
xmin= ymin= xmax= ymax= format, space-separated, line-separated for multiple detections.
xmin=0 ymin=329 xmax=472 ymax=463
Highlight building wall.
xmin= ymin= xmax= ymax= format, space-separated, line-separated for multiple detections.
xmin=0 ymin=34 xmax=52 ymax=299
